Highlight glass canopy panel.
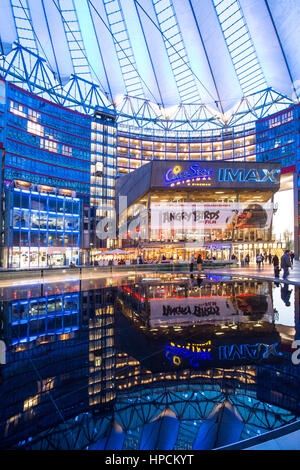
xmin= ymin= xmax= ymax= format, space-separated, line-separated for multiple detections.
xmin=57 ymin=0 xmax=92 ymax=79
xmin=10 ymin=0 xmax=38 ymax=54
xmin=212 ymin=0 xmax=267 ymax=95
xmin=152 ymin=0 xmax=201 ymax=104
xmin=103 ymin=0 xmax=145 ymax=99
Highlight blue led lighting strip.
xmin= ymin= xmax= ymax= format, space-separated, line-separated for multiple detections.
xmin=10 ymin=0 xmax=39 ymax=54
xmin=102 ymin=0 xmax=145 ymax=99
xmin=212 ymin=0 xmax=267 ymax=96
xmin=55 ymin=0 xmax=92 ymax=79
xmin=152 ymin=0 xmax=201 ymax=104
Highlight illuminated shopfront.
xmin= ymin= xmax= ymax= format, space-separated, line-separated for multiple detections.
xmin=5 ymin=183 xmax=81 ymax=268
xmin=116 ymin=160 xmax=281 ymax=263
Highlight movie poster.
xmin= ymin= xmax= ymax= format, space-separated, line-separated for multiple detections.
xmin=151 ymin=202 xmax=273 ymax=231
xmin=150 ymin=294 xmax=273 ymax=327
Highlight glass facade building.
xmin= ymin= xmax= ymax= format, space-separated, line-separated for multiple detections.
xmin=5 ymin=186 xmax=81 ymax=269
xmin=88 ymin=109 xmax=117 ymax=258
xmin=256 ymin=104 xmax=300 ymax=256
xmin=5 ymin=84 xmax=92 ymax=200
xmin=116 ymin=123 xmax=256 ymax=175
xmin=0 ymin=78 xmax=299 ymax=267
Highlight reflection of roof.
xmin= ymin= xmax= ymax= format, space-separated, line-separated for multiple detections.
xmin=90 ymin=400 xmax=244 ymax=450
xmin=17 ymin=384 xmax=297 ymax=450
xmin=193 ymin=400 xmax=243 ymax=449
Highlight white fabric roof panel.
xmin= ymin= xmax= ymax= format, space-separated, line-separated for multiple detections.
xmin=0 ymin=0 xmax=298 ymax=111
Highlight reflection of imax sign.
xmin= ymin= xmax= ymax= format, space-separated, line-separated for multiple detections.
xmin=218 ymin=168 xmax=280 ymax=184
xmin=165 ymin=164 xmax=213 ymax=184
xmin=219 ymin=342 xmax=282 ymax=361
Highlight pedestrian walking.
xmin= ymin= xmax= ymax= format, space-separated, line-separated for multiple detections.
xmin=197 ymin=252 xmax=203 ymax=272
xmin=272 ymin=254 xmax=280 ymax=278
xmin=268 ymin=253 xmax=272 ymax=264
xmin=245 ymin=253 xmax=250 ymax=265
xmin=290 ymin=251 xmax=295 ymax=265
xmin=281 ymin=250 xmax=292 ymax=279
xmin=256 ymin=253 xmax=262 ymax=269
xmin=189 ymin=253 xmax=195 ymax=273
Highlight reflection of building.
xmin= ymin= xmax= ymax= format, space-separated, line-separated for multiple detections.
xmin=0 ymin=278 xmax=299 ymax=450
xmin=115 ymin=279 xmax=283 ymax=373
xmin=116 ymin=160 xmax=281 ymax=262
xmin=0 ymin=286 xmax=115 ymax=449
xmin=86 ymin=289 xmax=116 ymax=406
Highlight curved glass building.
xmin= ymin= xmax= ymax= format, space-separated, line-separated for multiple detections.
xmin=0 ymin=0 xmax=299 ymax=267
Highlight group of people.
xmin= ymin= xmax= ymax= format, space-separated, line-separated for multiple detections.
xmin=189 ymin=252 xmax=203 ymax=273
xmin=238 ymin=250 xmax=296 ymax=280
xmin=255 ymin=250 xmax=294 ymax=279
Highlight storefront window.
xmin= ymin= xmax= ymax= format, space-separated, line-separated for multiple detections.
xmin=48 ymin=215 xmax=57 ymax=230
xmin=65 ymin=198 xmax=73 ymax=214
xmin=48 ymin=196 xmax=57 ymax=213
xmin=39 ymin=194 xmax=48 ymax=212
xmin=8 ymin=188 xmax=80 ymax=268
xmin=56 ymin=234 xmax=64 ymax=246
xmin=13 ymin=191 xmax=21 ymax=208
xmin=13 ymin=209 xmax=24 ymax=228
xmin=39 ymin=233 xmax=47 ymax=246
xmin=64 ymin=216 xmax=75 ymax=231
xmin=39 ymin=214 xmax=47 ymax=230
xmin=39 ymin=250 xmax=47 ymax=267
xmin=21 ymin=192 xmax=29 ymax=209
xmin=30 ymin=212 xmax=40 ymax=229
xmin=12 ymin=231 xmax=20 ymax=246
xmin=31 ymin=193 xmax=40 ymax=211
xmin=57 ymin=198 xmax=64 ymax=213
xmin=29 ymin=249 xmax=39 ymax=267
xmin=20 ymin=232 xmax=28 ymax=246
xmin=30 ymin=232 xmax=40 ymax=245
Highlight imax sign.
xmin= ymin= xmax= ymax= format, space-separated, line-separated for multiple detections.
xmin=218 ymin=168 xmax=280 ymax=184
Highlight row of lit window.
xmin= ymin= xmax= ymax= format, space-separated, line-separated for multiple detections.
xmin=118 ymin=135 xmax=255 ymax=149
xmin=9 ymin=89 xmax=91 ymax=130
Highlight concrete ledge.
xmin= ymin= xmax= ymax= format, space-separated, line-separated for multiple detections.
xmin=215 ymin=419 xmax=300 ymax=450
xmin=0 ymin=262 xmax=238 ymax=281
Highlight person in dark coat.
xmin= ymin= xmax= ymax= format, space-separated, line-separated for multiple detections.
xmin=190 ymin=253 xmax=195 ymax=273
xmin=281 ymin=283 xmax=292 ymax=306
xmin=197 ymin=253 xmax=203 ymax=272
xmin=281 ymin=250 xmax=292 ymax=279
xmin=272 ymin=254 xmax=280 ymax=278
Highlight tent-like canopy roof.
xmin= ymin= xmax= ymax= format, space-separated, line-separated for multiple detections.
xmin=0 ymin=0 xmax=298 ymax=127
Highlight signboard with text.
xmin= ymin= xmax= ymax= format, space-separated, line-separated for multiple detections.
xmin=150 ymin=294 xmax=273 ymax=327
xmin=151 ymin=202 xmax=273 ymax=231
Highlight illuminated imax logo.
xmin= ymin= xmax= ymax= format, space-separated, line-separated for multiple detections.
xmin=165 ymin=164 xmax=213 ymax=186
xmin=218 ymin=168 xmax=280 ymax=184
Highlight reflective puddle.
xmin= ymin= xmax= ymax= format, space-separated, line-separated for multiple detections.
xmin=0 ymin=274 xmax=299 ymax=450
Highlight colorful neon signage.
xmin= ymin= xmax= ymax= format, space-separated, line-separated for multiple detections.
xmin=218 ymin=168 xmax=280 ymax=184
xmin=165 ymin=341 xmax=212 ymax=367
xmin=164 ymin=164 xmax=213 ymax=186
xmin=219 ymin=342 xmax=282 ymax=361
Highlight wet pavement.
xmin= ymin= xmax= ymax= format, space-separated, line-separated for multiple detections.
xmin=0 ymin=273 xmax=300 ymax=450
